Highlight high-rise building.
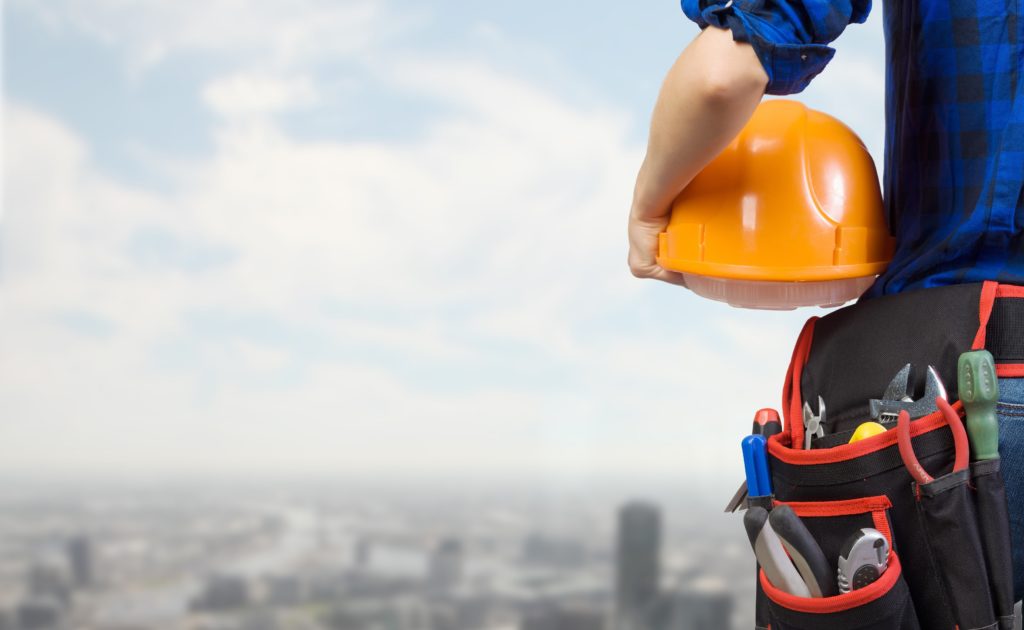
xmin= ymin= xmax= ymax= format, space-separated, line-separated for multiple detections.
xmin=353 ymin=537 xmax=372 ymax=569
xmin=427 ymin=538 xmax=463 ymax=594
xmin=66 ymin=536 xmax=94 ymax=588
xmin=615 ymin=501 xmax=662 ymax=630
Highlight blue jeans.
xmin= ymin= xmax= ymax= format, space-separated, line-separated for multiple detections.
xmin=998 ymin=376 xmax=1024 ymax=604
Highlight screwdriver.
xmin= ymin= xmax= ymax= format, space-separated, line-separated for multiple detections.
xmin=753 ymin=408 xmax=783 ymax=439
xmin=958 ymin=350 xmax=1000 ymax=461
xmin=724 ymin=409 xmax=783 ymax=512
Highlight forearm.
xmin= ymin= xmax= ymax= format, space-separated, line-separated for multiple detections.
xmin=628 ymin=26 xmax=767 ymax=281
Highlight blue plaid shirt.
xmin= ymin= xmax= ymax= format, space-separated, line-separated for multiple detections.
xmin=683 ymin=0 xmax=1024 ymax=296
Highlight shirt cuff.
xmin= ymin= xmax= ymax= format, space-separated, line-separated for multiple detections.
xmin=685 ymin=0 xmax=837 ymax=95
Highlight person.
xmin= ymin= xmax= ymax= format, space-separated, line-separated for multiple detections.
xmin=628 ymin=0 xmax=1024 ymax=605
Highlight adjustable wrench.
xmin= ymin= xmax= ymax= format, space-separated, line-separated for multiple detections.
xmin=869 ymin=364 xmax=947 ymax=424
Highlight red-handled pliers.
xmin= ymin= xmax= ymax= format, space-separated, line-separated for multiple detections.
xmin=896 ymin=397 xmax=970 ymax=485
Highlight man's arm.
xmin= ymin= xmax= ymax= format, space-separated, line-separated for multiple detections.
xmin=628 ymin=26 xmax=768 ymax=284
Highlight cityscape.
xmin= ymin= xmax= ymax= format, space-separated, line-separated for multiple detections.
xmin=0 ymin=479 xmax=753 ymax=630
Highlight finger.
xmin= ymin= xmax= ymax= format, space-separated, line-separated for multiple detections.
xmin=627 ymin=249 xmax=688 ymax=286
xmin=646 ymin=266 xmax=689 ymax=287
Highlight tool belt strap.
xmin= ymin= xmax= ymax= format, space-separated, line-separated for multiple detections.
xmin=783 ymin=281 xmax=1024 ymax=448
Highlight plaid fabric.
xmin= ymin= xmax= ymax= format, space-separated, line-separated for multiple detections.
xmin=682 ymin=0 xmax=1024 ymax=296
xmin=866 ymin=0 xmax=1024 ymax=296
xmin=682 ymin=0 xmax=871 ymax=94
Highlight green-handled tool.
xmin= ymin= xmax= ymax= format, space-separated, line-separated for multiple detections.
xmin=958 ymin=350 xmax=1000 ymax=461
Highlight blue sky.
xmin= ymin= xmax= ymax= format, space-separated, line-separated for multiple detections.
xmin=1 ymin=1 xmax=886 ymax=484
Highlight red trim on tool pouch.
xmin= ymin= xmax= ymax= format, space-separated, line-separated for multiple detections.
xmin=871 ymin=511 xmax=893 ymax=548
xmin=759 ymin=554 xmax=903 ymax=614
xmin=997 ymin=364 xmax=1024 ymax=377
xmin=775 ymin=495 xmax=892 ymax=517
xmin=996 ymin=284 xmax=1024 ymax=298
xmin=783 ymin=317 xmax=817 ymax=450
xmin=767 ymin=404 xmax=959 ymax=465
xmin=973 ymin=281 xmax=999 ymax=349
xmin=775 ymin=496 xmax=894 ymax=546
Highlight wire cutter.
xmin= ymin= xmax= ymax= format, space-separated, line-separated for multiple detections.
xmin=802 ymin=396 xmax=825 ymax=450
xmin=896 ymin=397 xmax=970 ymax=485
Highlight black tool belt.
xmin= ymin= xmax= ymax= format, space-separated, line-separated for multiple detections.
xmin=755 ymin=281 xmax=1020 ymax=630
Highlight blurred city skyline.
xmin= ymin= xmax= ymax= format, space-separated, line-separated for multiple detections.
xmin=0 ymin=479 xmax=749 ymax=629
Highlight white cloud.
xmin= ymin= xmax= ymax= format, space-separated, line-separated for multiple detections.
xmin=12 ymin=0 xmax=400 ymax=73
xmin=203 ymin=73 xmax=320 ymax=117
xmin=1 ymin=4 xmax=814 ymax=480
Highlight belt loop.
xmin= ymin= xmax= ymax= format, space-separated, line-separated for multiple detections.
xmin=972 ymin=281 xmax=999 ymax=350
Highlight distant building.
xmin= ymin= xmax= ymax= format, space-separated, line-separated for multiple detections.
xmin=28 ymin=561 xmax=72 ymax=607
xmin=427 ymin=538 xmax=463 ymax=593
xmin=238 ymin=610 xmax=280 ymax=630
xmin=265 ymin=574 xmax=305 ymax=607
xmin=353 ymin=537 xmax=372 ymax=569
xmin=615 ymin=501 xmax=662 ymax=630
xmin=521 ymin=533 xmax=587 ymax=568
xmin=645 ymin=589 xmax=732 ymax=630
xmin=192 ymin=574 xmax=249 ymax=611
xmin=521 ymin=603 xmax=606 ymax=630
xmin=324 ymin=597 xmax=430 ymax=630
xmin=66 ymin=536 xmax=94 ymax=588
xmin=16 ymin=598 xmax=62 ymax=630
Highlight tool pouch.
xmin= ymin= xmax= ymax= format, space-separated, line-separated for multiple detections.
xmin=972 ymin=459 xmax=1017 ymax=630
xmin=753 ymin=281 xmax=1019 ymax=630
xmin=915 ymin=468 xmax=996 ymax=628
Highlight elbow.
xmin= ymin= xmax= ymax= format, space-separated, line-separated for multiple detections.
xmin=697 ymin=64 xmax=768 ymax=105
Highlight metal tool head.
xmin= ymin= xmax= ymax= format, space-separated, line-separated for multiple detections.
xmin=869 ymin=364 xmax=947 ymax=423
xmin=926 ymin=365 xmax=947 ymax=402
xmin=837 ymin=528 xmax=889 ymax=593
xmin=881 ymin=363 xmax=912 ymax=402
xmin=802 ymin=396 xmax=826 ymax=449
xmin=802 ymin=396 xmax=825 ymax=423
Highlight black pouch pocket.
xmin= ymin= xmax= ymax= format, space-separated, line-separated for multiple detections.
xmin=762 ymin=552 xmax=919 ymax=630
xmin=916 ymin=468 xmax=997 ymax=629
xmin=971 ymin=459 xmax=1016 ymax=630
xmin=760 ymin=496 xmax=921 ymax=630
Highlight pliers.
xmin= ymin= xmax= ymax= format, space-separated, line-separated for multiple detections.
xmin=896 ymin=397 xmax=970 ymax=485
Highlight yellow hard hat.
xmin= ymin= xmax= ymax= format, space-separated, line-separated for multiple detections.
xmin=657 ymin=99 xmax=894 ymax=309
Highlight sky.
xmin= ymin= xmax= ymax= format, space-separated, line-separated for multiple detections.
xmin=0 ymin=1 xmax=886 ymax=485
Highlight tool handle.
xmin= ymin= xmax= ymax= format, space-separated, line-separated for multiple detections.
xmin=936 ymin=397 xmax=970 ymax=472
xmin=744 ymin=508 xmax=811 ymax=598
xmin=769 ymin=505 xmax=835 ymax=597
xmin=958 ymin=350 xmax=1000 ymax=461
xmin=752 ymin=408 xmax=782 ymax=438
xmin=742 ymin=435 xmax=770 ymax=497
xmin=897 ymin=410 xmax=933 ymax=484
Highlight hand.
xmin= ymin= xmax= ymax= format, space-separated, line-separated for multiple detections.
xmin=628 ymin=26 xmax=767 ymax=285
xmin=628 ymin=185 xmax=688 ymax=286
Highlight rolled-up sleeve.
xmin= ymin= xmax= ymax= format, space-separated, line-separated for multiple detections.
xmin=682 ymin=0 xmax=871 ymax=95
